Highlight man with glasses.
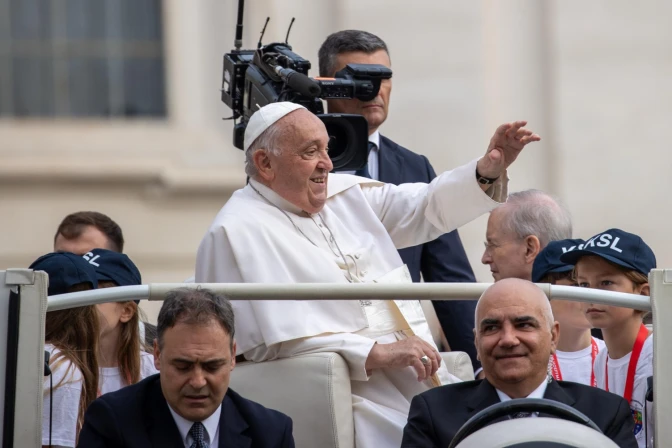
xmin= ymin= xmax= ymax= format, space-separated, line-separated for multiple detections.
xmin=481 ymin=189 xmax=573 ymax=282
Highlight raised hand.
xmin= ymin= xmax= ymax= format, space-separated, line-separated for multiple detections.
xmin=476 ymin=121 xmax=541 ymax=180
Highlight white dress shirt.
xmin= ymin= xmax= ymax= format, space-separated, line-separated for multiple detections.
xmin=168 ymin=404 xmax=221 ymax=447
xmin=341 ymin=131 xmax=381 ymax=179
xmin=495 ymin=378 xmax=549 ymax=418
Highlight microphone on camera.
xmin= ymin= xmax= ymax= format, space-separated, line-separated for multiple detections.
xmin=273 ymin=66 xmax=321 ymax=97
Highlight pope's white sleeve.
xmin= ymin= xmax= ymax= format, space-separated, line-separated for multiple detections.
xmin=195 ymin=223 xmax=244 ymax=283
xmin=362 ymin=158 xmax=506 ymax=249
xmin=243 ymin=333 xmax=376 ymax=382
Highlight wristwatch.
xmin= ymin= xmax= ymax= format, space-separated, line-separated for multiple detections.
xmin=476 ymin=168 xmax=499 ymax=185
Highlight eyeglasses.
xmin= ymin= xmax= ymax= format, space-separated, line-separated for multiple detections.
xmin=483 ymin=239 xmax=524 ymax=254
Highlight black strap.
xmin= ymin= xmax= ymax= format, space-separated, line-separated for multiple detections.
xmin=2 ymin=290 xmax=20 ymax=448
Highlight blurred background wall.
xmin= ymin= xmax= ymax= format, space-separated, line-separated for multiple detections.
xmin=1 ymin=0 xmax=670 ymax=321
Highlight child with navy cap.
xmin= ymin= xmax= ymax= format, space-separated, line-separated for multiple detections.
xmin=81 ymin=248 xmax=158 ymax=396
xmin=560 ymin=228 xmax=655 ymax=448
xmin=29 ymin=252 xmax=101 ymax=447
xmin=533 ymin=239 xmax=606 ymax=387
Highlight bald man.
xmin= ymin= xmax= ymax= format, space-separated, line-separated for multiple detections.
xmin=401 ymin=279 xmax=637 ymax=448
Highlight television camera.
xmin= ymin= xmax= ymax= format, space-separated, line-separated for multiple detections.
xmin=220 ymin=0 xmax=392 ymax=171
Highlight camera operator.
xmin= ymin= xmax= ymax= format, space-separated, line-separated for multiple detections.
xmin=318 ymin=30 xmax=481 ymax=373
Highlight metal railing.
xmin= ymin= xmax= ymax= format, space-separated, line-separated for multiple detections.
xmin=47 ymin=282 xmax=651 ymax=311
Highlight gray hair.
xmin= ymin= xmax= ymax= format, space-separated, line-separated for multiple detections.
xmin=501 ymin=189 xmax=573 ymax=248
xmin=318 ymin=30 xmax=390 ymax=77
xmin=157 ymin=287 xmax=235 ymax=349
xmin=245 ymin=121 xmax=285 ymax=177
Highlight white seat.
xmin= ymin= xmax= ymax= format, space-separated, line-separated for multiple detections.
xmin=230 ymin=350 xmax=474 ymax=448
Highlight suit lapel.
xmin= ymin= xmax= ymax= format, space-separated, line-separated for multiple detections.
xmin=218 ymin=394 xmax=251 ymax=448
xmin=378 ymin=135 xmax=403 ymax=185
xmin=145 ymin=379 xmax=184 ymax=448
xmin=466 ymin=380 xmax=502 ymax=417
xmin=539 ymin=380 xmax=575 ymax=418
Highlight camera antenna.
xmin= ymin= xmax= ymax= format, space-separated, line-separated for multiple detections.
xmin=284 ymin=17 xmax=295 ymax=44
xmin=257 ymin=17 xmax=270 ymax=49
xmin=233 ymin=0 xmax=245 ymax=51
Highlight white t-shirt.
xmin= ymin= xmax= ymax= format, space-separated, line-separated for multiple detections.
xmin=595 ymin=334 xmax=653 ymax=448
xmin=554 ymin=337 xmax=606 ymax=386
xmin=99 ymin=351 xmax=159 ymax=396
xmin=42 ymin=343 xmax=83 ymax=448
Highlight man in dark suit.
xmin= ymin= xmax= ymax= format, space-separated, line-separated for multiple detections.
xmin=318 ymin=30 xmax=480 ymax=371
xmin=78 ymin=288 xmax=294 ymax=448
xmin=401 ymin=278 xmax=637 ymax=448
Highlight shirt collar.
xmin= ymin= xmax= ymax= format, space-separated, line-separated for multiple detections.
xmin=248 ymin=177 xmax=305 ymax=215
xmin=168 ymin=404 xmax=221 ymax=446
xmin=495 ymin=377 xmax=549 ymax=403
xmin=369 ymin=130 xmax=380 ymax=150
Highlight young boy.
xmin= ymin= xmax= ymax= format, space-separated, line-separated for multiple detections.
xmin=561 ymin=229 xmax=654 ymax=448
xmin=532 ymin=238 xmax=605 ymax=386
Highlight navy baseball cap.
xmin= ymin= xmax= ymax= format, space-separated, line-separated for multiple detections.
xmin=29 ymin=252 xmax=98 ymax=296
xmin=532 ymin=238 xmax=586 ymax=283
xmin=559 ymin=228 xmax=656 ymax=276
xmin=83 ymin=248 xmax=141 ymax=287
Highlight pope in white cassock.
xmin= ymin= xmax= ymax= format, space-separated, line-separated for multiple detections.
xmin=195 ymin=102 xmax=540 ymax=447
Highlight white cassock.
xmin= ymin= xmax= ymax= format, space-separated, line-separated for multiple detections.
xmin=195 ymin=159 xmax=507 ymax=447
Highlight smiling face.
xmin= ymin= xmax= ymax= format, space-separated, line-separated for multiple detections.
xmin=574 ymin=256 xmax=647 ymax=330
xmin=475 ymin=279 xmax=559 ymax=394
xmin=253 ymin=109 xmax=333 ymax=214
xmin=154 ymin=319 xmax=236 ymax=421
xmin=325 ymin=50 xmax=392 ymax=135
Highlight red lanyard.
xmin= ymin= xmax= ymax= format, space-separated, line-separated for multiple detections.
xmin=550 ymin=338 xmax=599 ymax=387
xmin=605 ymin=324 xmax=649 ymax=404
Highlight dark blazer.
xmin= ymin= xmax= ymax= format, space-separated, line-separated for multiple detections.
xmin=77 ymin=374 xmax=294 ymax=448
xmin=401 ymin=379 xmax=637 ymax=448
xmin=379 ymin=135 xmax=479 ymax=369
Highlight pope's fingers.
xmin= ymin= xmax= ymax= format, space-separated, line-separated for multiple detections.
xmin=418 ymin=340 xmax=442 ymax=371
xmin=423 ymin=354 xmax=432 ymax=379
xmin=411 ymin=358 xmax=427 ymax=381
xmin=492 ymin=123 xmax=512 ymax=141
xmin=427 ymin=350 xmax=440 ymax=376
xmin=512 ymin=128 xmax=533 ymax=140
xmin=519 ymin=134 xmax=541 ymax=145
xmin=504 ymin=121 xmax=528 ymax=137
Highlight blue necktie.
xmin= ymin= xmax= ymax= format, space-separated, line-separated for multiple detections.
xmin=189 ymin=422 xmax=208 ymax=448
xmin=355 ymin=141 xmax=376 ymax=179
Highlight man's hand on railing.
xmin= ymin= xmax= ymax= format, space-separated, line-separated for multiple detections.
xmin=365 ymin=336 xmax=441 ymax=381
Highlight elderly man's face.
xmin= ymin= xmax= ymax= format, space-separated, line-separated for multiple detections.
xmin=326 ymin=50 xmax=392 ymax=135
xmin=259 ymin=109 xmax=333 ymax=214
xmin=475 ymin=280 xmax=558 ymax=392
xmin=154 ymin=319 xmax=236 ymax=422
xmin=481 ymin=207 xmax=534 ymax=281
